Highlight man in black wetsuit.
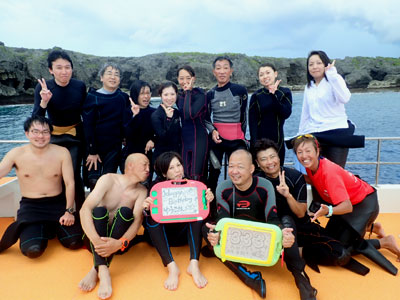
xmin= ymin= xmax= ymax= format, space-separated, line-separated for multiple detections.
xmin=206 ymin=56 xmax=248 ymax=197
xmin=82 ymin=62 xmax=131 ymax=190
xmin=32 ymin=50 xmax=87 ymax=209
xmin=0 ymin=116 xmax=82 ymax=258
xmin=204 ymin=149 xmax=317 ymax=300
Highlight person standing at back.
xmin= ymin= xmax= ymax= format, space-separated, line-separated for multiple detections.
xmin=32 ymin=50 xmax=87 ymax=210
xmin=206 ymin=56 xmax=248 ymax=197
xmin=82 ymin=63 xmax=131 ymax=190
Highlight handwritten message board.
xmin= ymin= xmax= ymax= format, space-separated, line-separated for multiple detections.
xmin=214 ymin=218 xmax=282 ymax=266
xmin=150 ymin=180 xmax=209 ymax=223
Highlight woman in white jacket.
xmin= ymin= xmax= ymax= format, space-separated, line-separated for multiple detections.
xmin=298 ymin=50 xmax=361 ymax=168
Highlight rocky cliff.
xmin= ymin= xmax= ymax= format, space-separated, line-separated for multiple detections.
xmin=0 ymin=42 xmax=399 ymax=104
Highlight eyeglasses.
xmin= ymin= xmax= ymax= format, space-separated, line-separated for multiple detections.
xmin=30 ymin=129 xmax=51 ymax=136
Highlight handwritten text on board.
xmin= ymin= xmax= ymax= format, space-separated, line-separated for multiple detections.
xmin=162 ymin=187 xmax=199 ymax=216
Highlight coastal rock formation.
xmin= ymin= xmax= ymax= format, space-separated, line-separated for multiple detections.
xmin=0 ymin=43 xmax=399 ymax=104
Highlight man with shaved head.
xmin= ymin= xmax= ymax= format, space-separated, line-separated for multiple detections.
xmin=79 ymin=153 xmax=149 ymax=299
xmin=205 ymin=149 xmax=317 ymax=300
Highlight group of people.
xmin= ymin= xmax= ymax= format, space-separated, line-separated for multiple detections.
xmin=0 ymin=49 xmax=399 ymax=300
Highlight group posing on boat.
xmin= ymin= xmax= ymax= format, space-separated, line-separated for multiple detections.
xmin=0 ymin=50 xmax=400 ymax=300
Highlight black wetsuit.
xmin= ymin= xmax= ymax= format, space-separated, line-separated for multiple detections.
xmin=177 ymin=88 xmax=209 ymax=182
xmin=32 ymin=78 xmax=87 ymax=209
xmin=82 ymin=88 xmax=131 ymax=188
xmin=206 ymin=82 xmax=248 ymax=194
xmin=143 ymin=178 xmax=203 ymax=266
xmin=0 ymin=194 xmax=83 ymax=258
xmin=151 ymin=106 xmax=181 ymax=162
xmin=249 ymin=87 xmax=292 ymax=164
xmin=202 ymin=176 xmax=316 ymax=299
xmin=122 ymin=105 xmax=156 ymax=173
xmin=84 ymin=206 xmax=136 ymax=267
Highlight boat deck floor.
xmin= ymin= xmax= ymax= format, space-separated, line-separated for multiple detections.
xmin=0 ymin=214 xmax=399 ymax=300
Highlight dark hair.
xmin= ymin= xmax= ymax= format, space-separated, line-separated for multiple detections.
xmin=154 ymin=151 xmax=183 ymax=180
xmin=212 ymin=56 xmax=233 ymax=68
xmin=158 ymin=81 xmax=178 ymax=96
xmin=306 ymin=50 xmax=331 ymax=87
xmin=98 ymin=62 xmax=122 ymax=78
xmin=251 ymin=138 xmax=279 ymax=161
xmin=292 ymin=134 xmax=319 ymax=154
xmin=129 ymin=80 xmax=152 ymax=104
xmin=23 ymin=115 xmax=53 ymax=132
xmin=47 ymin=50 xmax=73 ymax=69
xmin=177 ymin=65 xmax=195 ymax=77
xmin=258 ymin=63 xmax=277 ymax=74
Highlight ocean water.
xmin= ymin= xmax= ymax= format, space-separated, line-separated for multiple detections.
xmin=0 ymin=91 xmax=399 ymax=184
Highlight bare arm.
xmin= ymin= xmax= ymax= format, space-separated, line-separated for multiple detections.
xmin=311 ymin=199 xmax=353 ymax=222
xmin=59 ymin=148 xmax=75 ymax=226
xmin=0 ymin=148 xmax=18 ymax=179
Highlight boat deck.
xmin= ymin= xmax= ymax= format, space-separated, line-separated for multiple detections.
xmin=0 ymin=214 xmax=399 ymax=300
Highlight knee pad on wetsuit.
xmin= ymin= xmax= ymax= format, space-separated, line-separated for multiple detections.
xmin=117 ymin=206 xmax=133 ymax=220
xmin=92 ymin=206 xmax=108 ymax=219
xmin=22 ymin=244 xmax=44 ymax=259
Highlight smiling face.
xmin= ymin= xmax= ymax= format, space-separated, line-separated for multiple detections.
xmin=258 ymin=66 xmax=278 ymax=89
xmin=161 ymin=86 xmax=177 ymax=108
xmin=228 ymin=150 xmax=255 ymax=190
xmin=49 ymin=58 xmax=72 ymax=87
xmin=296 ymin=141 xmax=320 ymax=172
xmin=100 ymin=66 xmax=121 ymax=92
xmin=137 ymin=86 xmax=151 ymax=108
xmin=213 ymin=59 xmax=233 ymax=87
xmin=177 ymin=69 xmax=194 ymax=91
xmin=25 ymin=122 xmax=51 ymax=149
xmin=165 ymin=157 xmax=184 ymax=180
xmin=307 ymin=54 xmax=326 ymax=84
xmin=256 ymin=148 xmax=280 ymax=178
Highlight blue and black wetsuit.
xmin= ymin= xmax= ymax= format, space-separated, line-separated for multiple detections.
xmin=151 ymin=106 xmax=181 ymax=163
xmin=177 ymin=88 xmax=209 ymax=182
xmin=32 ymin=78 xmax=87 ymax=209
xmin=202 ymin=176 xmax=316 ymax=299
xmin=206 ymin=82 xmax=248 ymax=194
xmin=121 ymin=105 xmax=156 ymax=174
xmin=249 ymin=87 xmax=292 ymax=164
xmin=82 ymin=88 xmax=131 ymax=189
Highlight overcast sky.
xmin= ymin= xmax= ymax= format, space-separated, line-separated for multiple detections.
xmin=0 ymin=0 xmax=399 ymax=59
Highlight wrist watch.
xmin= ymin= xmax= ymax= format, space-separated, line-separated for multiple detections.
xmin=120 ymin=238 xmax=130 ymax=252
xmin=66 ymin=207 xmax=75 ymax=214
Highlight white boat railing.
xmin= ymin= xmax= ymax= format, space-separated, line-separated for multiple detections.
xmin=1 ymin=137 xmax=399 ymax=185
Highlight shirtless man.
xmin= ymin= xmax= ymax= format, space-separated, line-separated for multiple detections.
xmin=78 ymin=153 xmax=149 ymax=299
xmin=0 ymin=115 xmax=82 ymax=257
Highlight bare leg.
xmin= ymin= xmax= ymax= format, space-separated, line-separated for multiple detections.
xmin=379 ymin=235 xmax=400 ymax=261
xmin=98 ymin=265 xmax=113 ymax=299
xmin=79 ymin=267 xmax=98 ymax=292
xmin=187 ymin=259 xmax=208 ymax=288
xmin=164 ymin=261 xmax=180 ymax=291
xmin=371 ymin=222 xmax=386 ymax=238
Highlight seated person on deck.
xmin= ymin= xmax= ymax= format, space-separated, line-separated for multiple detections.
xmin=0 ymin=116 xmax=82 ymax=258
xmin=78 ymin=153 xmax=149 ymax=300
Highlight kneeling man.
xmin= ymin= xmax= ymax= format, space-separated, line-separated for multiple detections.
xmin=0 ymin=116 xmax=82 ymax=257
xmin=78 ymin=153 xmax=149 ymax=299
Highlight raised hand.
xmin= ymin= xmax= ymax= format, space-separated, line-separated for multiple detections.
xmin=276 ymin=170 xmax=289 ymax=198
xmin=182 ymin=77 xmax=195 ymax=91
xmin=325 ymin=59 xmax=336 ymax=72
xmin=268 ymin=79 xmax=281 ymax=94
xmin=129 ymin=97 xmax=140 ymax=116
xmin=38 ymin=78 xmax=53 ymax=107
xmin=161 ymin=103 xmax=174 ymax=118
xmin=144 ymin=140 xmax=154 ymax=154
xmin=86 ymin=154 xmax=102 ymax=171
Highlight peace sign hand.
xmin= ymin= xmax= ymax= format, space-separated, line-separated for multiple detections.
xmin=38 ymin=78 xmax=53 ymax=108
xmin=268 ymin=79 xmax=281 ymax=94
xmin=182 ymin=77 xmax=195 ymax=91
xmin=325 ymin=59 xmax=336 ymax=72
xmin=129 ymin=97 xmax=140 ymax=116
xmin=276 ymin=170 xmax=290 ymax=198
xmin=161 ymin=103 xmax=174 ymax=118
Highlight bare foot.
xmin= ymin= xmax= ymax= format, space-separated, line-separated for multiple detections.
xmin=79 ymin=267 xmax=98 ymax=292
xmin=372 ymin=222 xmax=386 ymax=238
xmin=98 ymin=265 xmax=113 ymax=299
xmin=379 ymin=235 xmax=400 ymax=261
xmin=187 ymin=259 xmax=208 ymax=288
xmin=164 ymin=261 xmax=180 ymax=291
